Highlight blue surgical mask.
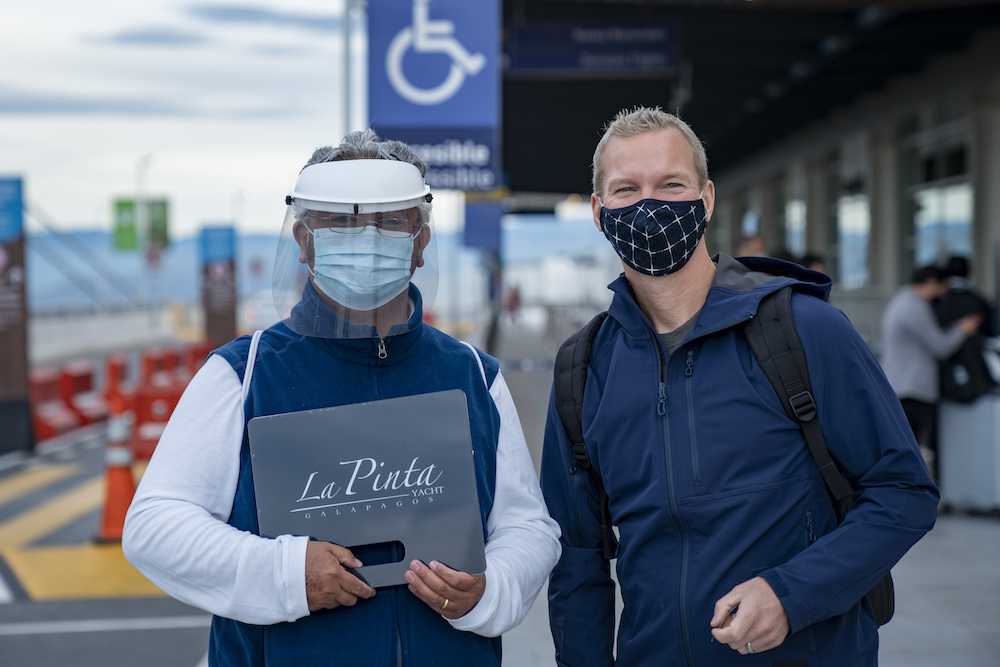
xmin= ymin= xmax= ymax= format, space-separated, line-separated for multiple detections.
xmin=308 ymin=226 xmax=414 ymax=310
xmin=600 ymin=197 xmax=708 ymax=276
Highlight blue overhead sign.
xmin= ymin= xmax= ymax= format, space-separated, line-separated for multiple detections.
xmin=369 ymin=0 xmax=500 ymax=191
xmin=0 ymin=178 xmax=23 ymax=243
xmin=463 ymin=202 xmax=504 ymax=253
xmin=505 ymin=24 xmax=678 ymax=78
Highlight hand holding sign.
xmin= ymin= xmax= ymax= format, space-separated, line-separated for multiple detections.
xmin=305 ymin=541 xmax=376 ymax=611
xmin=405 ymin=559 xmax=485 ymax=619
xmin=250 ymin=390 xmax=487 ymax=589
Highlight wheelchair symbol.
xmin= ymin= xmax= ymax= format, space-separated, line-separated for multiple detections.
xmin=386 ymin=0 xmax=486 ymax=106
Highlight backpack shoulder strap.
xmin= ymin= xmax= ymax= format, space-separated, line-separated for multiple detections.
xmin=241 ymin=329 xmax=264 ymax=406
xmin=554 ymin=311 xmax=609 ymax=469
xmin=553 ymin=311 xmax=618 ymax=559
xmin=743 ymin=286 xmax=855 ymax=514
xmin=744 ymin=286 xmax=896 ymax=626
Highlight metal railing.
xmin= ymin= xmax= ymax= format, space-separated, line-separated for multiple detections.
xmin=29 ymin=302 xmax=204 ymax=366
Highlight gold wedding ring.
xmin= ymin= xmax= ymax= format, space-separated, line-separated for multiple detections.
xmin=441 ymin=598 xmax=450 ymax=610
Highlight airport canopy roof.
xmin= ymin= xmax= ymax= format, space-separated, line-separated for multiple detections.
xmin=502 ymin=0 xmax=1000 ymax=193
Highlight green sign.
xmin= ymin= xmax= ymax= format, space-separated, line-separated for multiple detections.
xmin=148 ymin=199 xmax=169 ymax=248
xmin=113 ymin=199 xmax=138 ymax=250
xmin=112 ymin=198 xmax=169 ymax=250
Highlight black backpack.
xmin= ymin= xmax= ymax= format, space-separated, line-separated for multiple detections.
xmin=939 ymin=336 xmax=996 ymax=403
xmin=553 ymin=285 xmax=894 ymax=626
xmin=935 ymin=287 xmax=997 ymax=403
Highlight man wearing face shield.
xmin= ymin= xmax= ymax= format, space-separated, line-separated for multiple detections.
xmin=278 ymin=150 xmax=435 ymax=343
xmin=540 ymin=107 xmax=938 ymax=666
xmin=123 ymin=130 xmax=561 ymax=666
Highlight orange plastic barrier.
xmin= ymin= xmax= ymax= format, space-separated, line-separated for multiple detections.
xmin=59 ymin=360 xmax=109 ymax=426
xmin=29 ymin=368 xmax=82 ymax=441
xmin=103 ymin=353 xmax=129 ymax=399
xmin=184 ymin=340 xmax=215 ymax=375
xmin=131 ymin=370 xmax=186 ymax=460
xmin=162 ymin=347 xmax=181 ymax=373
xmin=29 ymin=340 xmax=214 ymax=451
xmin=140 ymin=346 xmax=181 ymax=380
xmin=103 ymin=353 xmax=136 ymax=413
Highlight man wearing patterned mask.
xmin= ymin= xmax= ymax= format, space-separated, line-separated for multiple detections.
xmin=541 ymin=107 xmax=938 ymax=666
xmin=124 ymin=130 xmax=561 ymax=666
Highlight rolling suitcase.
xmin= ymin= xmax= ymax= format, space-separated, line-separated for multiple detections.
xmin=938 ymin=395 xmax=1000 ymax=511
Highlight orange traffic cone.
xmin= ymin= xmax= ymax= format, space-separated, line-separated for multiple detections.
xmin=95 ymin=394 xmax=137 ymax=543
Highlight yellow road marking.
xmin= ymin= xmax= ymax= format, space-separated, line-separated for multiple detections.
xmin=2 ymin=544 xmax=162 ymax=600
xmin=0 ymin=464 xmax=80 ymax=508
xmin=0 ymin=476 xmax=104 ymax=549
xmin=0 ymin=464 xmax=166 ymax=600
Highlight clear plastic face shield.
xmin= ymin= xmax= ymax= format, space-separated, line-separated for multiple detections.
xmin=272 ymin=160 xmax=439 ymax=339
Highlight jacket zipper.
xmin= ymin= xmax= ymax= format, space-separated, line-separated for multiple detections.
xmin=685 ymin=350 xmax=700 ymax=484
xmin=653 ymin=335 xmax=695 ymax=667
xmin=374 ymin=338 xmax=387 ymax=402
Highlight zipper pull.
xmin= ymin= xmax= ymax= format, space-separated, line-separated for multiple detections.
xmin=657 ymin=382 xmax=666 ymax=415
xmin=685 ymin=350 xmax=694 ymax=377
xmin=377 ymin=337 xmax=387 ymax=359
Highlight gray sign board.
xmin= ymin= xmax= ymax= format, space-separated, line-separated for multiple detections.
xmin=248 ymin=389 xmax=486 ymax=588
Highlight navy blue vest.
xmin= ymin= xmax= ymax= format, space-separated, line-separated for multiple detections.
xmin=209 ymin=285 xmax=502 ymax=666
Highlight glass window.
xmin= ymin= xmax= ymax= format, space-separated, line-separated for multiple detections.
xmin=836 ymin=192 xmax=870 ymax=289
xmin=912 ymin=183 xmax=973 ymax=267
xmin=741 ymin=209 xmax=759 ymax=237
xmin=897 ymin=106 xmax=970 ymax=278
xmin=785 ymin=199 xmax=806 ymax=257
xmin=829 ymin=134 xmax=871 ymax=289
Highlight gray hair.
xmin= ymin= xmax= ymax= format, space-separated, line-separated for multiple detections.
xmin=304 ymin=129 xmax=432 ymax=224
xmin=592 ymin=106 xmax=708 ymax=199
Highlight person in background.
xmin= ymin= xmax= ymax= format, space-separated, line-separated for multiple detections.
xmin=937 ymin=255 xmax=995 ymax=336
xmin=123 ymin=130 xmax=561 ymax=667
xmin=934 ymin=255 xmax=997 ymax=403
xmin=767 ymin=246 xmax=796 ymax=263
xmin=880 ymin=264 xmax=982 ymax=480
xmin=734 ymin=234 xmax=766 ymax=257
xmin=798 ymin=251 xmax=826 ymax=274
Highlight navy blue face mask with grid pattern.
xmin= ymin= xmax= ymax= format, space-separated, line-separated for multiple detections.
xmin=600 ymin=197 xmax=708 ymax=276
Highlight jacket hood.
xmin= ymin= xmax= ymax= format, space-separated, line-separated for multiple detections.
xmin=715 ymin=254 xmax=832 ymax=301
xmin=608 ymin=253 xmax=833 ymax=342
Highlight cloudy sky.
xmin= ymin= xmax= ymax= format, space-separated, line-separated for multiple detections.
xmin=1 ymin=0 xmax=366 ymax=238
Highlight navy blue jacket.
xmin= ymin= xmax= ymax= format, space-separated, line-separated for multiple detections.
xmin=541 ymin=255 xmax=938 ymax=667
xmin=210 ymin=284 xmax=503 ymax=666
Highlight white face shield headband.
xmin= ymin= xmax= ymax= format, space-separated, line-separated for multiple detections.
xmin=270 ymin=159 xmax=438 ymax=339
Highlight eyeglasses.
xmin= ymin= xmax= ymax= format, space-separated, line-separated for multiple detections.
xmin=307 ymin=212 xmax=420 ymax=238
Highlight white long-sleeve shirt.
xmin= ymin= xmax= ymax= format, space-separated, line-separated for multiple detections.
xmin=123 ymin=354 xmax=560 ymax=638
